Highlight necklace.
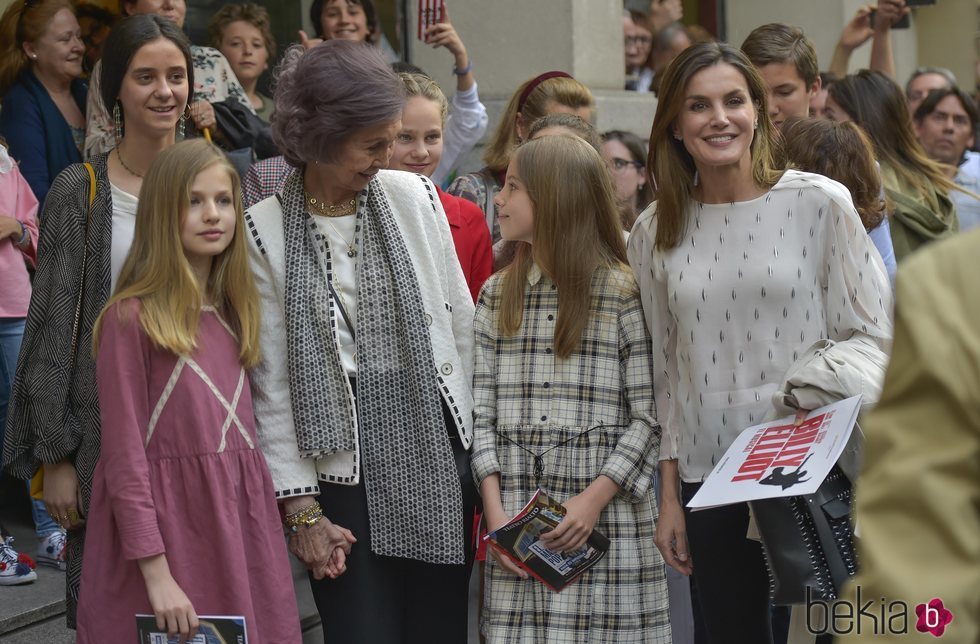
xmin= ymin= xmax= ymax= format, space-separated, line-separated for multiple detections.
xmin=305 ymin=190 xmax=357 ymax=217
xmin=116 ymin=147 xmax=144 ymax=178
xmin=321 ymin=217 xmax=358 ymax=258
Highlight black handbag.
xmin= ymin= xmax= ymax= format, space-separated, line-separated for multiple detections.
xmin=750 ymin=464 xmax=859 ymax=606
xmin=199 ymin=99 xmax=277 ymax=177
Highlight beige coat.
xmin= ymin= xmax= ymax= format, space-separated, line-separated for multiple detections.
xmin=841 ymin=229 xmax=980 ymax=642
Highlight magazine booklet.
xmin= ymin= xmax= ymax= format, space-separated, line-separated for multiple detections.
xmin=136 ymin=614 xmax=247 ymax=644
xmin=686 ymin=395 xmax=862 ymax=510
xmin=484 ymin=489 xmax=609 ymax=592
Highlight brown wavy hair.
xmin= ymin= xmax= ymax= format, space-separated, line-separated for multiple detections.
xmin=208 ymin=2 xmax=277 ymax=60
xmin=781 ymin=117 xmax=885 ymax=231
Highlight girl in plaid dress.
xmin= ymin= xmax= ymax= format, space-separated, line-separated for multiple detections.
xmin=471 ymin=135 xmax=672 ymax=644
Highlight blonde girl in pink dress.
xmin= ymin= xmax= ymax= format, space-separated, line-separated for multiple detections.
xmin=77 ymin=139 xmax=301 ymax=643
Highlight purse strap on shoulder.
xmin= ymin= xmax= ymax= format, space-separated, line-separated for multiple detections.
xmin=70 ymin=162 xmax=97 ymax=357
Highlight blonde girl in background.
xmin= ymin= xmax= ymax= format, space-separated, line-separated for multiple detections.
xmin=388 ymin=72 xmax=493 ymax=302
xmin=448 ymin=71 xmax=593 ymax=251
xmin=76 ymin=139 xmax=300 ymax=644
xmin=471 ymin=134 xmax=671 ymax=643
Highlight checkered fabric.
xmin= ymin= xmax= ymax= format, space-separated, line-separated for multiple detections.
xmin=471 ymin=264 xmax=672 ymax=643
xmin=242 ymin=155 xmax=291 ymax=208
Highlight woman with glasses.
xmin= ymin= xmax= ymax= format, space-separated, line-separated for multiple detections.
xmin=601 ymin=130 xmax=652 ymax=230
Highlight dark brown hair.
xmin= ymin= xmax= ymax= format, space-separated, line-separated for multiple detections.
xmin=828 ymin=70 xmax=958 ymax=207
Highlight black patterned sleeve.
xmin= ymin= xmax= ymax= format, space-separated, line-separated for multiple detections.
xmin=2 ymin=165 xmax=90 ymax=477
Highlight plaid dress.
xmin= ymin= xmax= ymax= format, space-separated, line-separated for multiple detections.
xmin=471 ymin=264 xmax=672 ymax=644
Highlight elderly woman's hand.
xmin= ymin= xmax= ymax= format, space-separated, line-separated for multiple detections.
xmin=288 ymin=515 xmax=357 ymax=578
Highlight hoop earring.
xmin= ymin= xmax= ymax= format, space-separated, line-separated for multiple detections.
xmin=112 ymin=101 xmax=123 ymax=142
xmin=178 ymin=104 xmax=190 ymax=139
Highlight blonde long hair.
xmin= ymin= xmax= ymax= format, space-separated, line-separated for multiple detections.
xmin=648 ymin=42 xmax=784 ymax=250
xmin=93 ymin=140 xmax=261 ymax=367
xmin=499 ymin=136 xmax=629 ymax=359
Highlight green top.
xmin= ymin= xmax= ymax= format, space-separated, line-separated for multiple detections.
xmin=254 ymin=92 xmax=274 ymax=123
xmin=880 ymin=162 xmax=959 ymax=262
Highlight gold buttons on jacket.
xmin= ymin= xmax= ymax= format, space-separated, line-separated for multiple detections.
xmin=440 ymin=363 xmax=453 ymax=375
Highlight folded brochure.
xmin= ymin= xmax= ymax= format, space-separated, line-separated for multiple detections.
xmin=136 ymin=614 xmax=247 ymax=644
xmin=686 ymin=395 xmax=862 ymax=510
xmin=484 ymin=489 xmax=609 ymax=592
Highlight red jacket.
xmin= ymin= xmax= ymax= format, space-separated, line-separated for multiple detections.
xmin=437 ymin=186 xmax=493 ymax=302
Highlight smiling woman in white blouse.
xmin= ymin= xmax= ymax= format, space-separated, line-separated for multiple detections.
xmin=627 ymin=42 xmax=893 ymax=644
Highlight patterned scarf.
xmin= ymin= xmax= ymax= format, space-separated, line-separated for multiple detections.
xmin=281 ymin=170 xmax=464 ymax=565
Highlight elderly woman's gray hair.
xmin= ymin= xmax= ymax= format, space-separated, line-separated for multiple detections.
xmin=272 ymin=40 xmax=405 ymax=168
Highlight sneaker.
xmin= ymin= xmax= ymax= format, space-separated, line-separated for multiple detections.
xmin=37 ymin=529 xmax=67 ymax=571
xmin=0 ymin=536 xmax=37 ymax=585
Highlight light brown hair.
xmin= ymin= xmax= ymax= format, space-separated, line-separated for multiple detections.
xmin=207 ymin=2 xmax=277 ymax=61
xmin=498 ymin=136 xmax=629 ymax=359
xmin=648 ymin=41 xmax=784 ymax=250
xmin=782 ymin=117 xmax=885 ymax=231
xmin=740 ymin=23 xmax=819 ymax=87
xmin=482 ymin=74 xmax=594 ymax=173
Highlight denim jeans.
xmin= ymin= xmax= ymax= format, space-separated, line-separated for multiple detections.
xmin=0 ymin=317 xmax=59 ymax=538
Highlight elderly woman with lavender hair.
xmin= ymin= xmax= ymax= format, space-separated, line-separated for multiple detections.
xmin=244 ymin=40 xmax=477 ymax=644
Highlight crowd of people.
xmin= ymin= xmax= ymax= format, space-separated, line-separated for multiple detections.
xmin=0 ymin=0 xmax=977 ymax=643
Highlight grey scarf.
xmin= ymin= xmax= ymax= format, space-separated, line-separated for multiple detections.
xmin=281 ymin=170 xmax=464 ymax=565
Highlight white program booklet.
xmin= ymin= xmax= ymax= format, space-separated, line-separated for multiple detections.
xmin=136 ymin=614 xmax=247 ymax=643
xmin=686 ymin=395 xmax=862 ymax=510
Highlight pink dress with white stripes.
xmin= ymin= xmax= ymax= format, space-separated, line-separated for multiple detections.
xmin=76 ymin=300 xmax=301 ymax=643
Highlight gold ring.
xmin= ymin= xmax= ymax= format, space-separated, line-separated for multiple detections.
xmin=68 ymin=510 xmax=80 ymax=521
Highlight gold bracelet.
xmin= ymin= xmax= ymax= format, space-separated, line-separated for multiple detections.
xmin=284 ymin=502 xmax=324 ymax=532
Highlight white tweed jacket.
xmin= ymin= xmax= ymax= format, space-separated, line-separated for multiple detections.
xmin=245 ymin=169 xmax=476 ymax=497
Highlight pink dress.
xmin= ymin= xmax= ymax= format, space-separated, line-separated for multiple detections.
xmin=76 ymin=300 xmax=301 ymax=643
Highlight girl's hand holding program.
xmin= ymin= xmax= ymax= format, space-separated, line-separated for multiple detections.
xmin=139 ymin=554 xmax=199 ymax=644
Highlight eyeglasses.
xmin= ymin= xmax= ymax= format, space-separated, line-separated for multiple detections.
xmin=607 ymin=157 xmax=643 ymax=172
xmin=624 ymin=36 xmax=652 ymax=47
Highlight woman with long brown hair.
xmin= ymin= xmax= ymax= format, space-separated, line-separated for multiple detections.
xmin=826 ymin=69 xmax=960 ymax=261
xmin=628 ymin=42 xmax=892 ymax=643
